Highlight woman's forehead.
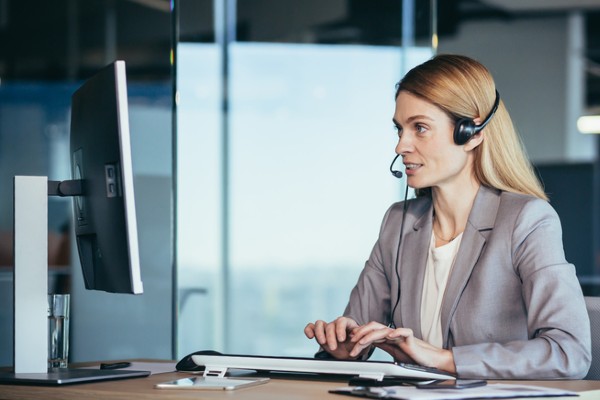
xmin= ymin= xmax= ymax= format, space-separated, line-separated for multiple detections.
xmin=394 ymin=91 xmax=450 ymax=121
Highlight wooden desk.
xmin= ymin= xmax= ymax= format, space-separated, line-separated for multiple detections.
xmin=1 ymin=370 xmax=600 ymax=400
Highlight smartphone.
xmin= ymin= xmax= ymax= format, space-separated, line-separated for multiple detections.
xmin=155 ymin=376 xmax=269 ymax=390
xmin=417 ymin=379 xmax=487 ymax=390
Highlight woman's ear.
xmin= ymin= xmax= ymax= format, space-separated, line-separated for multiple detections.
xmin=464 ymin=131 xmax=484 ymax=151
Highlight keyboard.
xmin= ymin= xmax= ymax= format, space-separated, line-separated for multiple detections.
xmin=190 ymin=353 xmax=455 ymax=381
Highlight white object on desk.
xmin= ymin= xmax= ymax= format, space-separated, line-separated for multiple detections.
xmin=191 ymin=354 xmax=454 ymax=381
xmin=13 ymin=176 xmax=48 ymax=374
xmin=331 ymin=383 xmax=578 ymax=400
xmin=155 ymin=376 xmax=269 ymax=390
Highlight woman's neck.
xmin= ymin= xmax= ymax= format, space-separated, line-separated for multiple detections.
xmin=431 ymin=178 xmax=480 ymax=246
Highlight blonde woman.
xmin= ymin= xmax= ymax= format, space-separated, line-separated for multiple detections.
xmin=305 ymin=55 xmax=591 ymax=379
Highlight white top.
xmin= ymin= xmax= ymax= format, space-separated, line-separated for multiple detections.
xmin=420 ymin=231 xmax=463 ymax=348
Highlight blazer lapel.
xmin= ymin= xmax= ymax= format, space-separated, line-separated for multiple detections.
xmin=440 ymin=186 xmax=500 ymax=347
xmin=399 ymin=200 xmax=433 ymax=339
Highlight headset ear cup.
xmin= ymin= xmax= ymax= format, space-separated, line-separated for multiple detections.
xmin=454 ymin=118 xmax=476 ymax=145
xmin=453 ymin=90 xmax=500 ymax=145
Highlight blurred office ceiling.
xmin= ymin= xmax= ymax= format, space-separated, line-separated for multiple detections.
xmin=1 ymin=0 xmax=600 ymax=107
xmin=475 ymin=0 xmax=600 ymax=110
xmin=0 ymin=0 xmax=173 ymax=82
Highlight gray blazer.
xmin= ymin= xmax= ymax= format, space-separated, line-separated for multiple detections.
xmin=344 ymin=185 xmax=591 ymax=379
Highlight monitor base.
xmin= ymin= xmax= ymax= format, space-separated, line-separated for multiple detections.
xmin=0 ymin=368 xmax=150 ymax=386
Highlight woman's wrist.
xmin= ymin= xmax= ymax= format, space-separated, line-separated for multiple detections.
xmin=437 ymin=349 xmax=456 ymax=374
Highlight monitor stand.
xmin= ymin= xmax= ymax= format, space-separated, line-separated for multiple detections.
xmin=0 ymin=368 xmax=150 ymax=386
xmin=4 ymin=176 xmax=149 ymax=386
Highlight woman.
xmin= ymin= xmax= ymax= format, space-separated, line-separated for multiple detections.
xmin=304 ymin=54 xmax=591 ymax=379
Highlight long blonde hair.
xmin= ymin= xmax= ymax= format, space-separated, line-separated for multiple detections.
xmin=396 ymin=54 xmax=547 ymax=200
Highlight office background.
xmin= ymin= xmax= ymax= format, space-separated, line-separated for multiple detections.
xmin=0 ymin=0 xmax=599 ymax=366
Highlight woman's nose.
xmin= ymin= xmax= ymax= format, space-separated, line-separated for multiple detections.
xmin=395 ymin=133 xmax=412 ymax=155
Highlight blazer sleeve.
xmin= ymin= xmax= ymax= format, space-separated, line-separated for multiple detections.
xmin=452 ymin=198 xmax=592 ymax=379
xmin=343 ymin=204 xmax=398 ymax=327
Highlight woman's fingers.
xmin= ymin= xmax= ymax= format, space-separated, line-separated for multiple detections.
xmin=304 ymin=323 xmax=315 ymax=339
xmin=337 ymin=317 xmax=358 ymax=342
xmin=358 ymin=327 xmax=392 ymax=346
xmin=325 ymin=320 xmax=341 ymax=350
xmin=307 ymin=318 xmax=426 ymax=363
xmin=306 ymin=317 xmax=359 ymax=352
xmin=313 ymin=320 xmax=328 ymax=345
xmin=350 ymin=321 xmax=389 ymax=344
xmin=347 ymin=323 xmax=393 ymax=357
xmin=386 ymin=327 xmax=413 ymax=339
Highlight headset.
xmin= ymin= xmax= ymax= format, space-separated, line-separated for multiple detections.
xmin=453 ymin=90 xmax=500 ymax=145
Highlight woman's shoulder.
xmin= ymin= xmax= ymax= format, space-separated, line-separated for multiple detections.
xmin=498 ymin=189 xmax=553 ymax=210
xmin=495 ymin=189 xmax=558 ymax=223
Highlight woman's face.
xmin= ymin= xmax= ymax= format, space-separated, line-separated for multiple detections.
xmin=393 ymin=90 xmax=477 ymax=191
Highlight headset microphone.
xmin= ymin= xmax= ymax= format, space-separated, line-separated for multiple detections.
xmin=389 ymin=154 xmax=403 ymax=178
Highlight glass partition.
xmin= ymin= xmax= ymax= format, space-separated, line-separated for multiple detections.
xmin=0 ymin=0 xmax=173 ymax=365
xmin=175 ymin=0 xmax=435 ymax=358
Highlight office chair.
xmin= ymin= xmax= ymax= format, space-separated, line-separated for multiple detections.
xmin=585 ymin=296 xmax=600 ymax=380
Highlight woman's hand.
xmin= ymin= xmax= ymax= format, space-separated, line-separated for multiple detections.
xmin=349 ymin=322 xmax=456 ymax=373
xmin=304 ymin=317 xmax=367 ymax=360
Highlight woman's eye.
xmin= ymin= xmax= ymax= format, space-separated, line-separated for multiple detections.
xmin=415 ymin=124 xmax=427 ymax=133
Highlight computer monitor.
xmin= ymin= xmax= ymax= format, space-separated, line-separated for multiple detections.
xmin=1 ymin=61 xmax=149 ymax=385
xmin=69 ymin=60 xmax=143 ymax=294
